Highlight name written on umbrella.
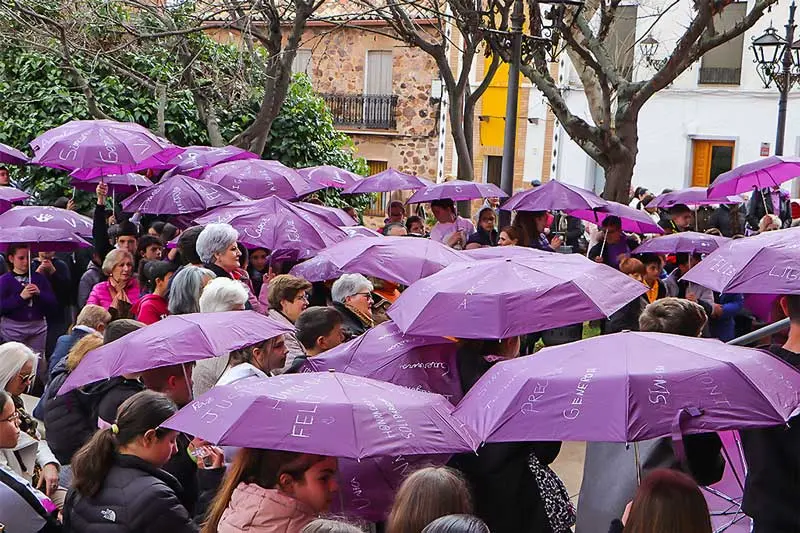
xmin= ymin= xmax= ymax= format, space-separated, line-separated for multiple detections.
xmin=649 ymin=366 xmax=669 ymax=405
xmin=365 ymin=397 xmax=415 ymax=440
xmin=563 ymin=368 xmax=598 ymax=420
xmin=767 ymin=266 xmax=800 ymax=282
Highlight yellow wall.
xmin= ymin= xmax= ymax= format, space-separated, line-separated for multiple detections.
xmin=479 ymin=57 xmax=521 ymax=148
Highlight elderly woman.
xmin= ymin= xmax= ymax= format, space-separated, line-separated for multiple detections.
xmin=167 ymin=265 xmax=216 ymax=316
xmin=192 ymin=277 xmax=251 ymax=397
xmin=331 ymin=273 xmax=374 ymax=340
xmin=0 ymin=342 xmax=62 ymax=507
xmin=196 ymin=223 xmax=242 ymax=280
xmin=86 ymin=248 xmax=140 ymax=317
xmin=267 ymin=274 xmax=312 ymax=371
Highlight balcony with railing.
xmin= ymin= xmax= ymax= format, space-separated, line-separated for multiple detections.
xmin=698 ymin=67 xmax=742 ymax=85
xmin=322 ymin=94 xmax=398 ymax=130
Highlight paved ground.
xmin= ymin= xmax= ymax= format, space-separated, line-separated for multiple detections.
xmin=551 ymin=441 xmax=586 ymax=505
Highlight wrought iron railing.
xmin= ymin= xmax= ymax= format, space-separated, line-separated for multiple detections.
xmin=698 ymin=67 xmax=742 ymax=85
xmin=322 ymin=93 xmax=398 ymax=130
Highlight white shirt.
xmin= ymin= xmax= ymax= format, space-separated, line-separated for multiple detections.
xmin=216 ymin=363 xmax=269 ymax=386
xmin=429 ymin=216 xmax=476 ymax=244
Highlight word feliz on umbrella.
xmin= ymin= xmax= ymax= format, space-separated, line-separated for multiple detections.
xmin=155 ymin=145 xmax=259 ymax=178
xmin=633 ymin=231 xmax=731 ymax=255
xmin=0 ymin=227 xmax=90 ymax=280
xmin=29 ymin=119 xmax=183 ymax=179
xmin=162 ymin=372 xmax=480 ymax=458
xmin=195 ymin=196 xmax=348 ymax=260
xmin=709 ymin=155 xmax=800 ymax=198
xmin=387 ymin=255 xmax=648 ymax=339
xmin=200 ymin=159 xmax=323 ymax=200
xmin=0 ymin=142 xmax=30 ymax=165
xmin=295 ymin=202 xmax=358 ymax=227
xmin=58 ymin=311 xmax=292 ymax=394
xmin=342 ymin=168 xmax=434 ymax=195
xmin=453 ymin=331 xmax=800 ymax=446
xmin=0 ymin=206 xmax=92 ymax=237
xmin=289 ymin=236 xmax=468 ymax=286
xmin=646 ymin=187 xmax=744 ymax=209
xmin=501 ymin=179 xmax=607 ymax=212
xmin=301 ymin=320 xmax=463 ymax=404
xmin=683 ymin=226 xmax=800 ymax=294
xmin=298 ymin=165 xmax=363 ymax=190
xmin=405 ymin=180 xmax=507 ymax=204
xmin=120 ymin=173 xmax=247 ymax=215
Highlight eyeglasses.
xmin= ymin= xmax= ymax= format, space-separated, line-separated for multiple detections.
xmin=354 ymin=292 xmax=371 ymax=298
xmin=17 ymin=373 xmax=34 ymax=384
xmin=0 ymin=411 xmax=20 ymax=424
xmin=295 ymin=293 xmax=310 ymax=302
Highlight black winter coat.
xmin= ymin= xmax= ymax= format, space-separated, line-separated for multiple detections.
xmin=332 ymin=301 xmax=368 ymax=340
xmin=64 ymin=454 xmax=199 ymax=533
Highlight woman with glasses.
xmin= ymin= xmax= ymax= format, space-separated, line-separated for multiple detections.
xmin=330 ymin=274 xmax=374 ymax=340
xmin=0 ymin=342 xmax=62 ymax=509
xmin=267 ymin=274 xmax=312 ymax=372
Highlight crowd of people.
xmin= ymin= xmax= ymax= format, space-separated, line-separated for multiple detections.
xmin=0 ymin=171 xmax=798 ymax=533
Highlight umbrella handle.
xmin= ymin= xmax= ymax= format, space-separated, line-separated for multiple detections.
xmin=633 ymin=441 xmax=641 ymax=485
xmin=599 ymin=234 xmax=607 ymax=257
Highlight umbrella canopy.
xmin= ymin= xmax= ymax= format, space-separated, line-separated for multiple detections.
xmin=342 ymin=226 xmax=383 ymax=238
xmin=461 ymin=245 xmax=551 ymax=261
xmin=295 ymin=202 xmax=357 ymax=226
xmin=158 ymin=145 xmax=259 ymax=177
xmin=69 ymin=173 xmax=153 ymax=195
xmin=121 ymin=173 xmax=246 ymax=214
xmin=59 ymin=311 xmax=291 ymax=394
xmin=298 ymin=165 xmax=362 ymax=189
xmin=633 ymin=232 xmax=730 ymax=255
xmin=501 ymin=180 xmax=607 ymax=212
xmin=682 ymin=226 xmax=800 ymax=294
xmin=708 ymin=156 xmax=800 ymax=197
xmin=161 ymin=373 xmax=479 ymax=459
xmin=406 ymin=180 xmax=507 ymax=204
xmin=453 ymin=331 xmax=800 ymax=443
xmin=567 ymin=201 xmax=664 ymax=234
xmin=201 ymin=159 xmax=322 ymax=200
xmin=30 ymin=119 xmax=183 ymax=179
xmin=387 ymin=255 xmax=648 ymax=339
xmin=195 ymin=196 xmax=348 ymax=260
xmin=342 ymin=168 xmax=434 ymax=194
xmin=301 ymin=321 xmax=463 ymax=404
xmin=0 ymin=142 xmax=30 ymax=165
xmin=0 ymin=186 xmax=29 ymax=203
xmin=0 ymin=227 xmax=91 ymax=253
xmin=0 ymin=206 xmax=92 ymax=237
xmin=646 ymin=187 xmax=744 ymax=208
xmin=289 ymin=236 xmax=468 ymax=285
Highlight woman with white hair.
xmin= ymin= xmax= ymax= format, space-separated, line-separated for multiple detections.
xmin=0 ymin=342 xmax=62 ymax=507
xmin=192 ymin=277 xmax=251 ymax=397
xmin=86 ymin=249 xmax=140 ymax=317
xmin=167 ymin=265 xmax=216 ymax=316
xmin=331 ymin=273 xmax=374 ymax=339
xmin=196 ymin=223 xmax=241 ymax=280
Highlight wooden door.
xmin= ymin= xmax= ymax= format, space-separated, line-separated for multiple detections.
xmin=692 ymin=140 xmax=735 ymax=187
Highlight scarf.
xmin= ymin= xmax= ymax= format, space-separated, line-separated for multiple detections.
xmin=646 ymin=279 xmax=660 ymax=303
xmin=345 ymin=303 xmax=374 ymax=329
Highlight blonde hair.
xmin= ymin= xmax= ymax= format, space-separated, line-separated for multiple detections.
xmin=66 ymin=333 xmax=104 ymax=372
xmin=387 ymin=467 xmax=473 ymax=533
xmin=102 ymin=249 xmax=134 ymax=276
xmin=74 ymin=305 xmax=111 ymax=331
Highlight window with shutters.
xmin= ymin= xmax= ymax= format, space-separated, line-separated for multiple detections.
xmin=699 ymin=2 xmax=746 ymax=84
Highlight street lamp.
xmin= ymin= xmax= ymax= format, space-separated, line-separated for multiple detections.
xmin=751 ymin=2 xmax=800 ymax=155
xmin=640 ymin=35 xmax=668 ymax=70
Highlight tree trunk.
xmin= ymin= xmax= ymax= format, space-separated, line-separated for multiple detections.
xmin=601 ymin=118 xmax=639 ymax=203
xmin=448 ymin=94 xmax=475 ymax=181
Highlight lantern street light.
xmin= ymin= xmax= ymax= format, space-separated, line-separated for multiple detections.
xmin=640 ymin=35 xmax=668 ymax=70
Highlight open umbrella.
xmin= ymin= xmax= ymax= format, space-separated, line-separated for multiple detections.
xmin=461 ymin=245 xmax=551 ymax=261
xmin=301 ymin=321 xmax=463 ymax=404
xmin=59 ymin=311 xmax=291 ymax=394
xmin=453 ymin=331 xmax=800 ymax=443
xmin=69 ymin=173 xmax=152 ymax=195
xmin=342 ymin=168 xmax=434 ymax=194
xmin=342 ymin=226 xmax=383 ymax=238
xmin=121 ymin=173 xmax=246 ymax=214
xmin=289 ymin=236 xmax=468 ymax=285
xmin=682 ymin=226 xmax=800 ymax=294
xmin=633 ymin=231 xmax=730 ymax=255
xmin=30 ymin=119 xmax=183 ymax=178
xmin=501 ymin=180 xmax=607 ymax=212
xmin=295 ymin=202 xmax=357 ymax=226
xmin=0 ymin=206 xmax=92 ymax=237
xmin=157 ymin=145 xmax=259 ymax=177
xmin=646 ymin=187 xmax=744 ymax=208
xmin=387 ymin=255 xmax=648 ymax=339
xmin=567 ymin=201 xmax=664 ymax=234
xmin=0 ymin=226 xmax=91 ymax=281
xmin=201 ymin=159 xmax=323 ymax=200
xmin=0 ymin=142 xmax=30 ymax=165
xmin=406 ymin=180 xmax=507 ymax=204
xmin=0 ymin=186 xmax=29 ymax=214
xmin=708 ymin=156 xmax=800 ymax=197
xmin=298 ymin=165 xmax=362 ymax=189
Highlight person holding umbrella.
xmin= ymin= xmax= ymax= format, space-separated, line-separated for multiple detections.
xmin=747 ymin=186 xmax=792 ymax=230
xmin=512 ymin=211 xmax=561 ymax=251
xmin=429 ymin=199 xmax=475 ymax=250
xmin=588 ymin=216 xmax=638 ymax=269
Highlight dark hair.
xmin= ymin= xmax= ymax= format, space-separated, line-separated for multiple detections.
xmin=674 ymin=253 xmax=702 ymax=266
xmin=624 ymin=468 xmax=712 ymax=533
xmin=641 ymin=193 xmax=655 ymax=207
xmin=0 ymin=390 xmax=11 ymax=416
xmin=71 ymin=391 xmax=178 ymax=497
xmin=136 ymin=235 xmax=163 ymax=259
xmin=160 ymin=222 xmax=180 ymax=243
xmin=178 ymin=225 xmax=205 ymax=266
xmin=141 ymin=363 xmax=187 ymax=394
xmin=601 ymin=215 xmax=622 ymax=229
xmin=405 ymin=216 xmax=424 ymax=233
xmin=228 ymin=338 xmax=276 ymax=367
xmin=387 ymin=466 xmax=473 ymax=533
xmin=421 ymin=515 xmax=490 ymax=533
xmin=139 ymin=260 xmax=178 ymax=293
xmin=237 ymin=242 xmax=249 ymax=269
xmin=783 ymin=295 xmax=800 ymax=323
xmin=296 ymin=307 xmax=343 ymax=350
xmin=149 ymin=221 xmax=166 ymax=235
xmin=203 ymin=449 xmax=328 ymax=533
xmin=499 ymin=225 xmax=520 ymax=243
xmin=103 ymin=318 xmax=145 ymax=344
xmin=430 ymin=199 xmax=456 ymax=212
xmin=477 ymin=207 xmax=495 ymax=223
xmin=512 ymin=211 xmax=545 ymax=247
xmin=5 ymin=244 xmax=28 ymax=267
xmin=637 ymin=253 xmax=663 ymax=268
xmin=668 ymin=204 xmax=691 ymax=216
xmin=639 ymin=298 xmax=707 ymax=337
xmin=53 ymin=196 xmax=70 ymax=209
xmin=115 ymin=221 xmax=139 ymax=239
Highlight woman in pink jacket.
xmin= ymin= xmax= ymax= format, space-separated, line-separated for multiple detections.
xmin=203 ymin=448 xmax=338 ymax=533
xmin=86 ymin=249 xmax=141 ymax=318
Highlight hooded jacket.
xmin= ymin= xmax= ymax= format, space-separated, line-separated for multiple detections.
xmin=217 ymin=484 xmax=316 ymax=533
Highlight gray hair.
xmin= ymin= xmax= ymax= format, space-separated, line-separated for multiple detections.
xmin=102 ymin=248 xmax=134 ymax=276
xmin=196 ymin=223 xmax=239 ymax=264
xmin=0 ymin=342 xmax=37 ymax=391
xmin=168 ymin=266 xmax=216 ymax=315
xmin=199 ymin=277 xmax=250 ymax=312
xmin=331 ymin=273 xmax=373 ymax=304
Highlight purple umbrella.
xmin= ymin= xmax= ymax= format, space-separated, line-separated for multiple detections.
xmin=0 ymin=142 xmax=30 ymax=165
xmin=342 ymin=226 xmax=383 ymax=238
xmin=298 ymin=165 xmax=362 ymax=189
xmin=453 ymin=331 xmax=800 ymax=443
xmin=461 ymin=245 xmax=551 ymax=261
xmin=157 ymin=145 xmax=259 ymax=177
xmin=567 ymin=201 xmax=664 ymax=234
xmin=342 ymin=168 xmax=434 ymax=194
xmin=501 ymin=180 xmax=607 ymax=212
xmin=295 ymin=202 xmax=357 ymax=226
xmin=289 ymin=236 xmax=469 ymax=285
xmin=59 ymin=311 xmax=292 ymax=394
xmin=703 ymin=431 xmax=750 ymax=532
xmin=195 ymin=196 xmax=348 ymax=260
xmin=69 ymin=173 xmax=153 ymax=195
xmin=0 ymin=227 xmax=90 ymax=253
xmin=301 ymin=321 xmax=463 ymax=404
xmin=201 ymin=159 xmax=322 ymax=200
xmin=708 ymin=156 xmax=800 ymax=197
xmin=0 ymin=186 xmax=29 ymax=203
xmin=121 ymin=173 xmax=246 ymax=214
xmin=646 ymin=187 xmax=744 ymax=208
xmin=633 ymin=232 xmax=730 ymax=255
xmin=0 ymin=206 xmax=92 ymax=237
xmin=406 ymin=180 xmax=507 ymax=204
xmin=682 ymin=226 xmax=800 ymax=294
xmin=387 ymin=255 xmax=648 ymax=339
xmin=30 ymin=119 xmax=183 ymax=179
xmin=161 ymin=373 xmax=480 ymax=458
